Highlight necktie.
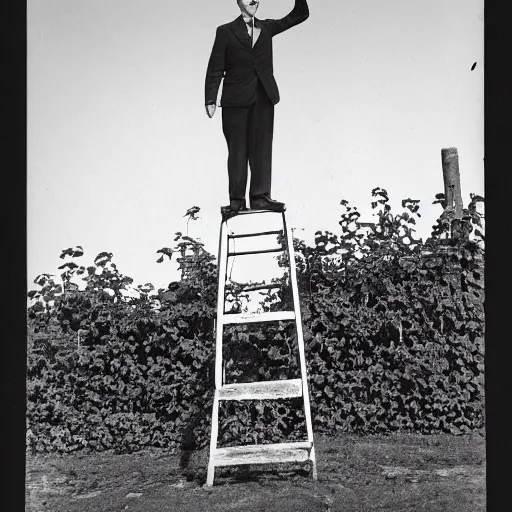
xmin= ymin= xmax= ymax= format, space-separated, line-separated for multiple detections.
xmin=243 ymin=15 xmax=260 ymax=47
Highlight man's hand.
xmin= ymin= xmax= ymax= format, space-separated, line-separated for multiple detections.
xmin=206 ymin=104 xmax=216 ymax=118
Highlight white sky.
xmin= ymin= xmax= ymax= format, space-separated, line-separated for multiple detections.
xmin=27 ymin=0 xmax=484 ymax=290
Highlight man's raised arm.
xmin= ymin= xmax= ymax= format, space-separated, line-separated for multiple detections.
xmin=267 ymin=0 xmax=309 ymax=37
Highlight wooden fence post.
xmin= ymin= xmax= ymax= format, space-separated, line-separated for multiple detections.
xmin=441 ymin=147 xmax=465 ymax=239
xmin=441 ymin=147 xmax=463 ymax=219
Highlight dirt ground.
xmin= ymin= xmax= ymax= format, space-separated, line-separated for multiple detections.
xmin=26 ymin=432 xmax=485 ymax=512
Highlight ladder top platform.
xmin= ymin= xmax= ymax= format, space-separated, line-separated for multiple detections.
xmin=220 ymin=207 xmax=286 ymax=222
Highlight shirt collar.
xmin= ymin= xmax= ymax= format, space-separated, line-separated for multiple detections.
xmin=241 ymin=15 xmax=259 ymax=28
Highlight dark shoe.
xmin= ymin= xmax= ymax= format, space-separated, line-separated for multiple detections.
xmin=229 ymin=198 xmax=247 ymax=210
xmin=250 ymin=195 xmax=285 ymax=212
xmin=220 ymin=198 xmax=247 ymax=221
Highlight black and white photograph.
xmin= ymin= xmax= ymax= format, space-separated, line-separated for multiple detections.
xmin=25 ymin=0 xmax=485 ymax=510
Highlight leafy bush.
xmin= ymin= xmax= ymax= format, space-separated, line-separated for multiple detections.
xmin=26 ymin=192 xmax=485 ymax=453
xmin=288 ymin=189 xmax=484 ymax=435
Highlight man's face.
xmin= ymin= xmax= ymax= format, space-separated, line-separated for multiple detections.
xmin=238 ymin=0 xmax=259 ymax=17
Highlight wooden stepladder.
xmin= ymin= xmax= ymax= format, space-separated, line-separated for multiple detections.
xmin=206 ymin=208 xmax=317 ymax=487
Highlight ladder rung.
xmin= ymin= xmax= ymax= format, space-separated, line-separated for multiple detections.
xmin=219 ymin=379 xmax=303 ymax=401
xmin=214 ymin=442 xmax=312 ymax=467
xmin=228 ymin=248 xmax=283 ymax=257
xmin=229 ymin=230 xmax=283 ymax=240
xmin=222 ymin=311 xmax=295 ymax=324
xmin=238 ymin=283 xmax=282 ymax=293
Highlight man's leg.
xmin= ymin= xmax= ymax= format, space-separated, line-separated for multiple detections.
xmin=247 ymin=83 xmax=284 ymax=211
xmin=222 ymin=106 xmax=250 ymax=205
xmin=248 ymin=83 xmax=274 ymax=200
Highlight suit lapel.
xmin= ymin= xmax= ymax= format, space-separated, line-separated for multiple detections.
xmin=230 ymin=15 xmax=252 ymax=49
xmin=252 ymin=19 xmax=262 ymax=47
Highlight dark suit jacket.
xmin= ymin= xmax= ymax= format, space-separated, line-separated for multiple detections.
xmin=205 ymin=0 xmax=309 ymax=107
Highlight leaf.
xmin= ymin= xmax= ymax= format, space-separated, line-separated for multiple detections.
xmin=94 ymin=252 xmax=113 ymax=267
xmin=470 ymin=194 xmax=484 ymax=203
xmin=59 ymin=248 xmax=73 ymax=259
xmin=73 ymin=246 xmax=84 ymax=257
xmin=183 ymin=206 xmax=201 ymax=220
xmin=59 ymin=246 xmax=84 ymax=259
xmin=156 ymin=248 xmax=173 ymax=261
xmin=138 ymin=283 xmax=155 ymax=294
xmin=58 ymin=262 xmax=79 ymax=271
xmin=34 ymin=274 xmax=52 ymax=286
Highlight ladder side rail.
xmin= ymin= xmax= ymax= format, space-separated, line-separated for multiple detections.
xmin=282 ymin=214 xmax=315 ymax=446
xmin=212 ymin=216 xmax=225 ymax=358
xmin=206 ymin=391 xmax=220 ymax=486
xmin=223 ymin=221 xmax=231 ymax=385
xmin=283 ymin=214 xmax=318 ymax=479
xmin=216 ymin=220 xmax=229 ymax=389
xmin=207 ymin=220 xmax=229 ymax=487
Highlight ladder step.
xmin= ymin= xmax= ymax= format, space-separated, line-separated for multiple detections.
xmin=219 ymin=379 xmax=303 ymax=400
xmin=228 ymin=248 xmax=283 ymax=257
xmin=222 ymin=311 xmax=295 ymax=324
xmin=234 ymin=209 xmax=285 ymax=217
xmin=229 ymin=230 xmax=283 ymax=240
xmin=238 ymin=283 xmax=282 ymax=293
xmin=214 ymin=442 xmax=312 ymax=467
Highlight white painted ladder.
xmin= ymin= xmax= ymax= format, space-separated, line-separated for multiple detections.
xmin=206 ymin=209 xmax=317 ymax=486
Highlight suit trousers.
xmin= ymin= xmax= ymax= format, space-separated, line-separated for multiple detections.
xmin=221 ymin=81 xmax=274 ymax=201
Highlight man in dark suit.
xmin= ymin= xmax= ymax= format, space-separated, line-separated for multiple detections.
xmin=205 ymin=0 xmax=310 ymax=213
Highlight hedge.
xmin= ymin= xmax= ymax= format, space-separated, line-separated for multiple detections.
xmin=26 ymin=189 xmax=485 ymax=453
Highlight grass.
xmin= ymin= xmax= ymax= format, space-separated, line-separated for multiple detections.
xmin=26 ymin=431 xmax=485 ymax=512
